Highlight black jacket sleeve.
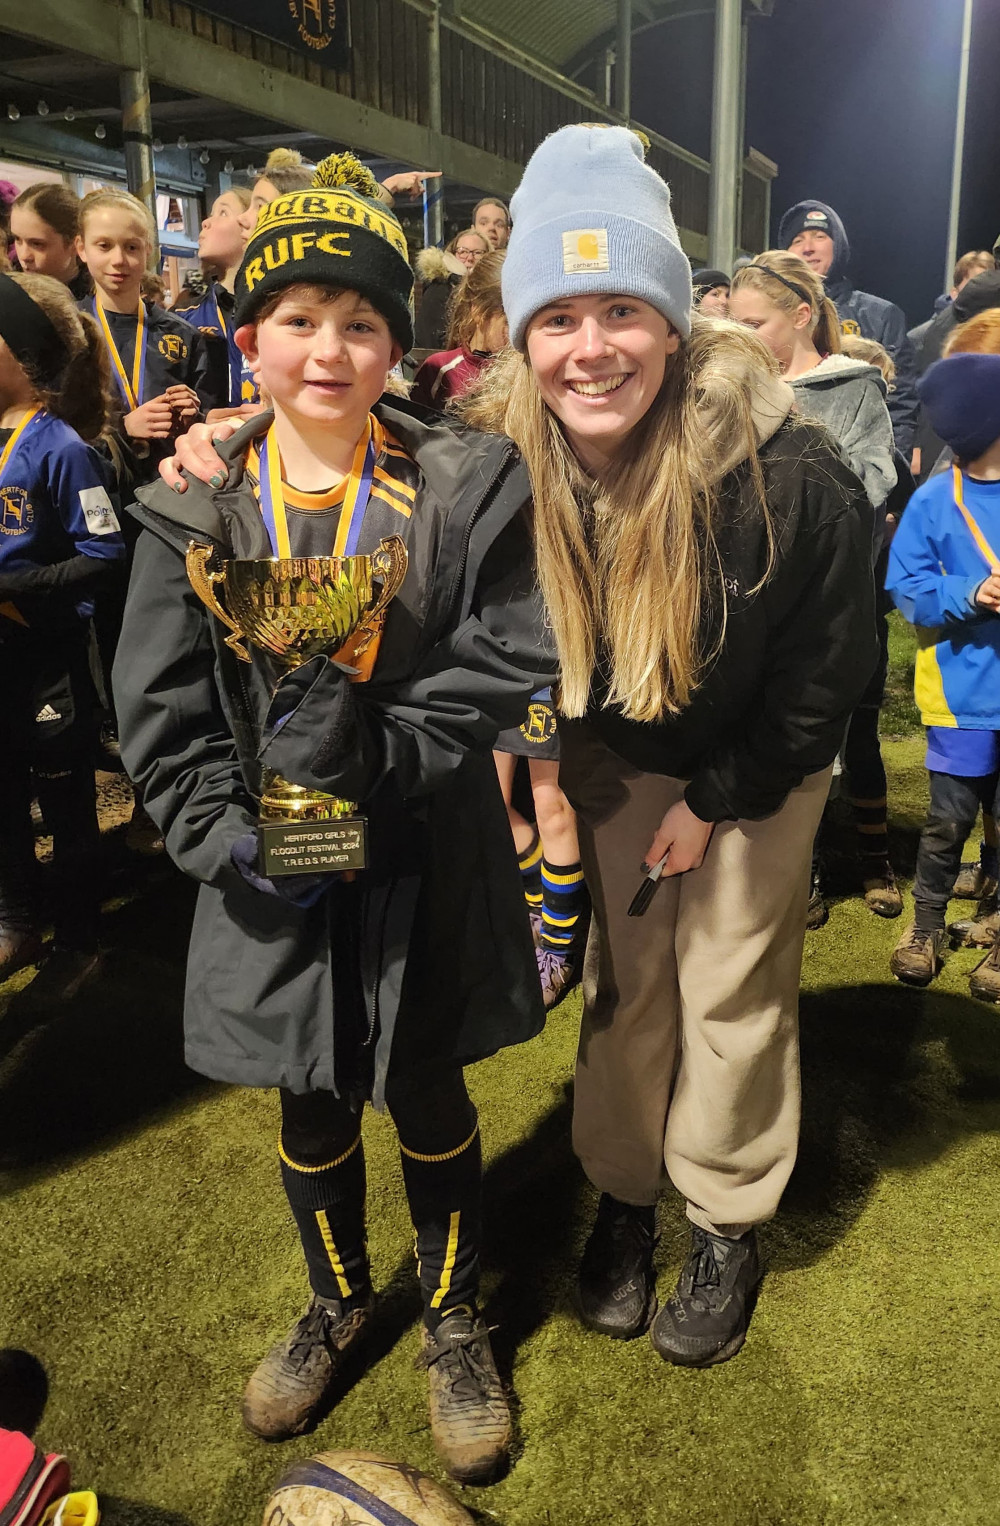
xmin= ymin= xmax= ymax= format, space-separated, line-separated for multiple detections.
xmin=113 ymin=530 xmax=256 ymax=888
xmin=685 ymin=471 xmax=876 ymax=824
xmin=186 ymin=327 xmax=223 ymax=415
xmin=258 ymin=509 xmax=556 ymax=802
xmin=879 ymin=307 xmax=920 ymax=458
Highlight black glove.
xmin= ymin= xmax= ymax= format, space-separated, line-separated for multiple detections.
xmin=230 ymin=831 xmax=336 ymax=907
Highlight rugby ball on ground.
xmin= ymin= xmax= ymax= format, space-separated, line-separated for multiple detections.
xmin=262 ymin=1450 xmax=474 ymax=1526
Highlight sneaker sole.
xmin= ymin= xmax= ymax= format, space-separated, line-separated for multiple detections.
xmin=652 ymin=1325 xmax=749 ymax=1368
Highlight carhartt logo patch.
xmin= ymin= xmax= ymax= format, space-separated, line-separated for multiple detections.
xmin=562 ymin=228 xmax=610 ymax=274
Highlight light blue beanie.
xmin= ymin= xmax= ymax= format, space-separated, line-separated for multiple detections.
xmin=502 ymin=124 xmax=693 ymax=351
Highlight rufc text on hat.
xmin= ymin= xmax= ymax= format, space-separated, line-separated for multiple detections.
xmin=502 ymin=123 xmax=693 ymax=352
xmin=918 ymin=353 xmax=1000 ymax=463
xmin=234 ymin=153 xmax=414 ymax=350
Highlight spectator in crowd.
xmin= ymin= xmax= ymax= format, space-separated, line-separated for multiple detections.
xmin=886 ymin=348 xmax=1000 ymax=1000
xmin=778 ymin=198 xmax=919 ymax=458
xmin=476 ymin=124 xmax=874 ymax=1368
xmin=412 ymin=249 xmax=506 ymax=408
xmin=10 ymin=183 xmax=91 ymax=299
xmin=691 ymin=267 xmax=730 ymax=316
xmin=910 ymin=250 xmax=994 ymax=357
xmin=413 ymin=229 xmax=488 ymax=351
xmin=472 ymin=196 xmax=510 ymax=250
xmin=172 ymin=187 xmax=252 ymax=410
xmin=730 ymin=250 xmax=898 ymax=924
xmin=0 ymin=272 xmax=123 ymax=999
xmin=911 ymin=268 xmax=1000 ymax=479
xmin=0 ymin=179 xmax=18 ymax=257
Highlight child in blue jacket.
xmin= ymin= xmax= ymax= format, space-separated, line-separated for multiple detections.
xmin=886 ymin=352 xmax=1000 ymax=995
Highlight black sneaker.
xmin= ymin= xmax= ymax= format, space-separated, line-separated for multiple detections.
xmin=650 ymin=1225 xmax=761 ymax=1367
xmin=417 ymin=1310 xmax=511 ymax=1486
xmin=242 ymin=1293 xmax=373 ymax=1440
xmin=577 ymin=1194 xmax=657 ymax=1339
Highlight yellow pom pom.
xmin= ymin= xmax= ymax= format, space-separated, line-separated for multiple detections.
xmin=632 ymin=129 xmax=650 ymax=156
xmin=312 ymin=152 xmax=382 ymax=201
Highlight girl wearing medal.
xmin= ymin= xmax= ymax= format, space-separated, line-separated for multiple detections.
xmin=76 ymin=189 xmax=220 ymax=491
xmin=10 ymin=184 xmax=91 ymax=300
xmin=116 ymin=157 xmax=554 ymax=1486
xmin=0 ymin=272 xmax=124 ymax=999
xmin=172 ymin=187 xmax=252 ymax=412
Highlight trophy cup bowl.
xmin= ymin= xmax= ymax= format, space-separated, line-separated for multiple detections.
xmin=186 ymin=536 xmax=408 ymax=875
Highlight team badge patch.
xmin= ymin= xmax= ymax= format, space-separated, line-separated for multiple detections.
xmin=841 ymin=319 xmax=862 ymax=337
xmin=79 ymin=486 xmax=121 ymax=536
xmin=520 ymin=699 xmax=558 ymax=745
xmin=562 ymin=228 xmax=610 ymax=275
xmin=0 ymin=487 xmax=32 ymax=536
xmin=158 ymin=333 xmax=188 ymax=362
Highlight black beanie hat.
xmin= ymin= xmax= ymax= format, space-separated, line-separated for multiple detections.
xmin=692 ymin=267 xmax=730 ymax=294
xmin=234 ymin=153 xmax=414 ymax=349
xmin=918 ymin=354 xmax=1000 ymax=462
xmin=953 ymin=269 xmax=1000 ymax=323
xmin=781 ymin=205 xmax=833 ymax=244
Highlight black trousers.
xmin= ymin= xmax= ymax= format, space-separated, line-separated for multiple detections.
xmin=0 ymin=635 xmax=101 ymax=950
xmin=912 ymin=770 xmax=1000 ymax=930
xmin=279 ymin=1065 xmax=482 ymax=1328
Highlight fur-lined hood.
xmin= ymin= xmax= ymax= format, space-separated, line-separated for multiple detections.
xmin=416 ymin=246 xmax=465 ymax=283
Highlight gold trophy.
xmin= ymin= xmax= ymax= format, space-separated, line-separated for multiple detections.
xmin=185 ymin=537 xmax=408 ymax=875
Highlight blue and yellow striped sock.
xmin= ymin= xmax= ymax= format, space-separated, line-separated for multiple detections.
xmin=540 ymin=858 xmax=588 ymax=955
xmin=518 ymin=830 xmax=543 ymax=917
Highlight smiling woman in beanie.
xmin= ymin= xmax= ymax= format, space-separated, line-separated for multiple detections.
xmin=467 ymin=123 xmax=876 ymax=1367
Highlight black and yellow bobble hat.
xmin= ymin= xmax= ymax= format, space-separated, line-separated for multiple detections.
xmin=233 ymin=152 xmax=414 ymax=350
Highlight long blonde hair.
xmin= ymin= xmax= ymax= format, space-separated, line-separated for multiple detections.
xmin=732 ymin=250 xmax=842 ymax=357
xmin=463 ymin=318 xmax=780 ymax=722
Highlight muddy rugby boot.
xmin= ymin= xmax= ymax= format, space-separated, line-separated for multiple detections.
xmin=242 ymin=1293 xmax=373 ymax=1440
xmin=890 ymin=924 xmax=945 ymax=987
xmin=418 ymin=1311 xmax=511 ymax=1485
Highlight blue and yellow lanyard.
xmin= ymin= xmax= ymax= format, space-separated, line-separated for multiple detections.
xmin=257 ymin=415 xmax=378 ymax=559
xmin=953 ymin=464 xmax=1000 ymax=570
xmin=92 ymin=295 xmax=147 ymax=411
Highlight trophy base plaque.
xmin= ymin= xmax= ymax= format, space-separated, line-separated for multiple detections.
xmin=258 ymin=816 xmax=368 ymax=876
xmin=258 ymin=771 xmax=367 ymax=876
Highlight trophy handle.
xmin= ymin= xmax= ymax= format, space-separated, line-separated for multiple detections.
xmin=185 ymin=541 xmax=251 ymax=663
xmin=367 ymin=535 xmax=409 ymax=623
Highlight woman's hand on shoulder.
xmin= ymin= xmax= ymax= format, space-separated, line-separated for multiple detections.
xmin=158 ymin=419 xmax=239 ymax=492
xmin=643 ymin=799 xmax=715 ymax=878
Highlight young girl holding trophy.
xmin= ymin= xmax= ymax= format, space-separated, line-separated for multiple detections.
xmin=114 ymin=156 xmax=553 ymax=1486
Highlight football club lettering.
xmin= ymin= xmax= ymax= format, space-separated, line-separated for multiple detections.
xmin=288 ymin=0 xmax=338 ymax=52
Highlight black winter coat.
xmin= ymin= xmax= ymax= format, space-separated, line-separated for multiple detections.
xmin=585 ymin=419 xmax=876 ymax=824
xmin=112 ymin=399 xmax=555 ymax=1102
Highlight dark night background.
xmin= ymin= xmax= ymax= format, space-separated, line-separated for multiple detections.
xmin=631 ymin=0 xmax=1000 ymax=327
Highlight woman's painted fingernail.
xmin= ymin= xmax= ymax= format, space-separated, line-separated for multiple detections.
xmin=173 ymin=478 xmax=185 ymax=492
xmin=640 ymin=861 xmax=650 ymax=875
xmin=209 ymin=472 xmax=225 ymax=488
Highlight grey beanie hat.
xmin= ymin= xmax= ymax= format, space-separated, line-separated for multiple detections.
xmin=502 ymin=124 xmax=693 ymax=351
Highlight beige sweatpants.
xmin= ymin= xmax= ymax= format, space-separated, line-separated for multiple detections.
xmin=560 ymin=723 xmax=831 ymax=1238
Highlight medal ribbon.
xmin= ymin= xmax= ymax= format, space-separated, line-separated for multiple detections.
xmin=215 ymin=290 xmax=242 ymax=406
xmin=257 ymin=415 xmax=378 ymax=560
xmin=953 ymin=464 xmax=1000 ymax=569
xmin=0 ymin=406 xmax=43 ymax=486
xmin=93 ymin=295 xmax=146 ymax=411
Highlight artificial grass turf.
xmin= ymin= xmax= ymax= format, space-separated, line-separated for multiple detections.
xmin=3 ymin=618 xmax=1000 ymax=1525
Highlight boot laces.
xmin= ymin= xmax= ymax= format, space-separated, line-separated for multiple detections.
xmin=288 ymin=1300 xmax=340 ymax=1370
xmin=683 ymin=1228 xmax=725 ymax=1312
xmin=418 ymin=1323 xmax=499 ymax=1405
